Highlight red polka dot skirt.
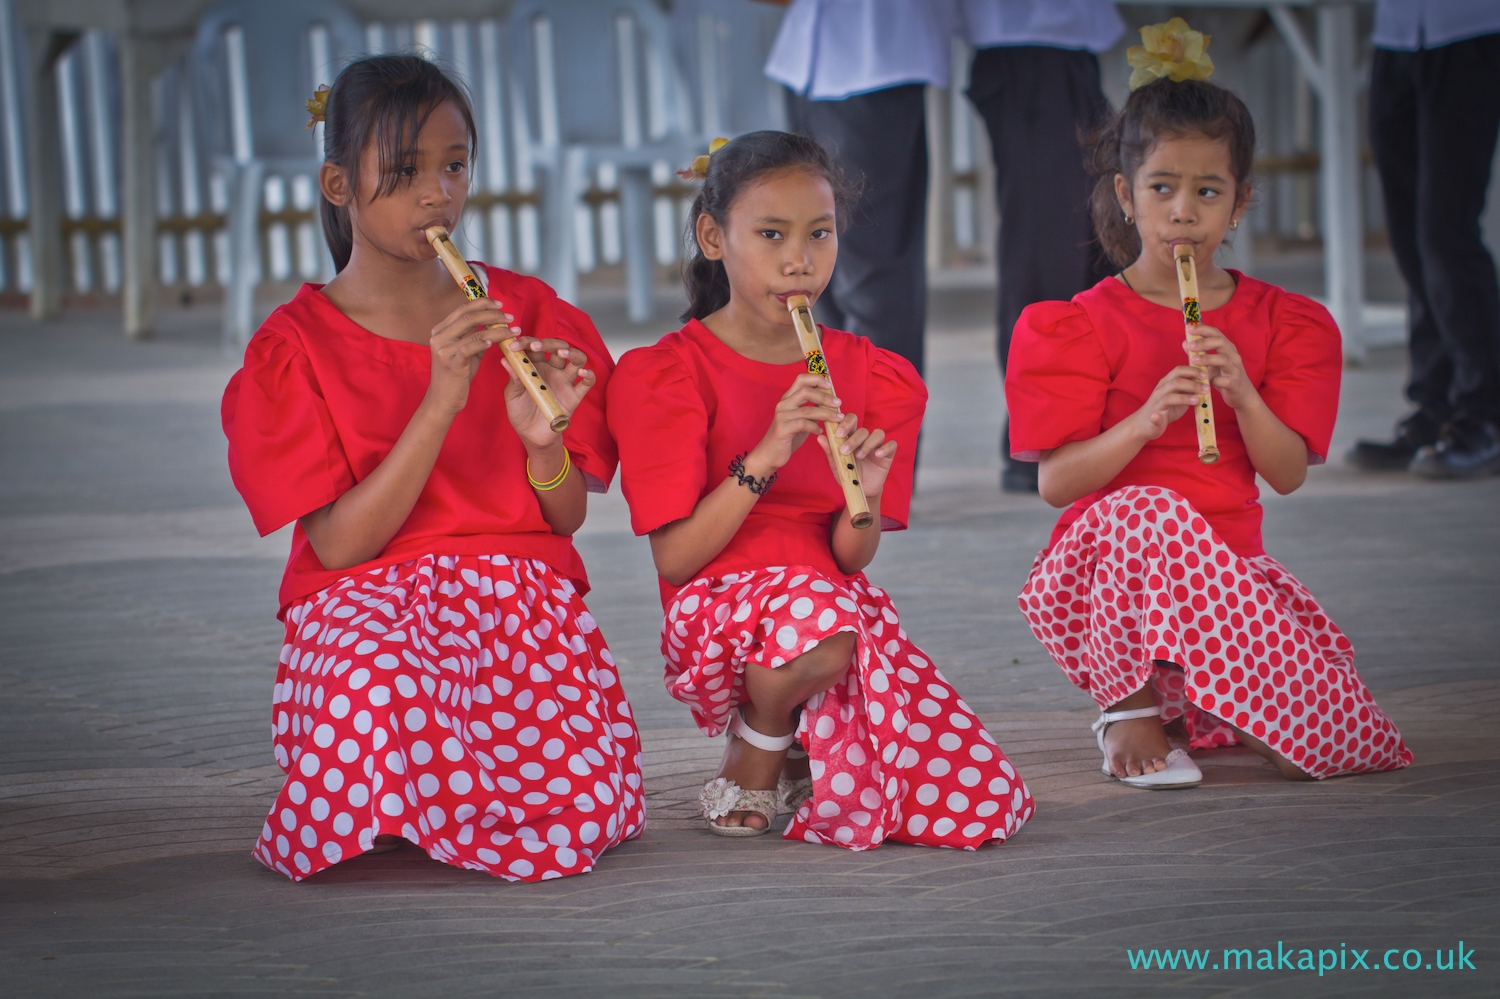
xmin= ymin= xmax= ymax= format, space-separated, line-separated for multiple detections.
xmin=1019 ymin=486 xmax=1412 ymax=778
xmin=257 ymin=554 xmax=645 ymax=882
xmin=665 ymin=567 xmax=1034 ymax=850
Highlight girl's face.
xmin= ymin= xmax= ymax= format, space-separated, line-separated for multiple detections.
xmin=1115 ymin=133 xmax=1248 ymax=269
xmin=321 ymin=99 xmax=473 ymax=264
xmin=697 ymin=166 xmax=838 ymax=328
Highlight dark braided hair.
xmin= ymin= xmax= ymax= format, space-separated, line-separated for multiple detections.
xmin=319 ymin=55 xmax=477 ymax=272
xmin=680 ymin=131 xmax=854 ymax=321
xmin=1086 ymin=78 xmax=1256 ymax=268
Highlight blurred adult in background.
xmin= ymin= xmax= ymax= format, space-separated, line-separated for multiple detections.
xmin=1350 ymin=0 xmax=1500 ymax=478
xmin=960 ymin=0 xmax=1124 ymax=493
xmin=764 ymin=0 xmax=961 ymax=378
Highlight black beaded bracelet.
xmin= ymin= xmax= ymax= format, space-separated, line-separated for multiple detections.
xmin=728 ymin=453 xmax=777 ymax=495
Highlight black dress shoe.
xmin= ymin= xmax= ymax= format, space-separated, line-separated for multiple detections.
xmin=1346 ymin=411 xmax=1443 ymax=471
xmin=1410 ymin=420 xmax=1500 ymax=479
xmin=1001 ymin=461 xmax=1038 ymax=494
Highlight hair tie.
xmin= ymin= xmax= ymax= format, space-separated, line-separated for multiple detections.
xmin=305 ymin=85 xmax=331 ymax=129
xmin=677 ymin=136 xmax=729 ymax=180
xmin=1127 ymin=18 xmax=1214 ymax=91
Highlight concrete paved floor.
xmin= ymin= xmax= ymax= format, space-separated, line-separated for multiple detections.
xmin=0 ymin=286 xmax=1496 ymax=998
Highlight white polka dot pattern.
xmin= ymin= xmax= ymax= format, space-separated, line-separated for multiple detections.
xmin=255 ymin=554 xmax=645 ymax=882
xmin=664 ymin=566 xmax=1034 ymax=850
xmin=1019 ymin=485 xmax=1412 ymax=778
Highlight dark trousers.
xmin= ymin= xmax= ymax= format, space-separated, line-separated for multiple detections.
xmin=786 ymin=84 xmax=929 ymax=376
xmin=967 ymin=46 xmax=1114 ymax=468
xmin=1369 ymin=34 xmax=1500 ymax=426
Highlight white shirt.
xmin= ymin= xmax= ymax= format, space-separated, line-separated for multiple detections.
xmin=764 ymin=0 xmax=961 ymax=100
xmin=959 ymin=0 xmax=1124 ymax=54
xmin=1372 ymin=0 xmax=1500 ymax=50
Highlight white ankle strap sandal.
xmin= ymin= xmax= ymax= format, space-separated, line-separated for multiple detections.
xmin=699 ymin=710 xmax=793 ymax=836
xmin=1092 ymin=705 xmax=1203 ymax=789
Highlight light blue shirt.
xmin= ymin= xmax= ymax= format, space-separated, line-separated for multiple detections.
xmin=764 ymin=0 xmax=961 ymax=100
xmin=959 ymin=0 xmax=1124 ymax=54
xmin=1372 ymin=0 xmax=1500 ymax=51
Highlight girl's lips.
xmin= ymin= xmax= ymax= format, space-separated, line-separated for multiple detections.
xmin=775 ymin=291 xmax=815 ymax=304
xmin=1168 ymin=238 xmax=1196 ymax=248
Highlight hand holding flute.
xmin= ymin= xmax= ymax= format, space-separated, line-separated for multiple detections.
xmin=1173 ymin=244 xmax=1220 ymax=465
xmin=786 ymin=295 xmax=877 ymax=529
xmin=425 ymin=226 xmax=573 ymax=433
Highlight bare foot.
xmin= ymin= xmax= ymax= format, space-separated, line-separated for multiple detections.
xmin=1101 ymin=689 xmax=1172 ymax=778
xmin=1233 ymin=728 xmax=1314 ymax=781
xmin=713 ymin=725 xmax=790 ymax=830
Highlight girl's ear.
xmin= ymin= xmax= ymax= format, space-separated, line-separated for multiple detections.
xmin=1232 ymin=182 xmax=1253 ymax=225
xmin=1113 ymin=172 xmax=1133 ymax=217
xmin=320 ymin=161 xmax=352 ymax=208
xmin=695 ymin=212 xmax=725 ymax=262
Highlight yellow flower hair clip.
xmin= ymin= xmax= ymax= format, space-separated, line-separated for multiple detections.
xmin=305 ymin=85 xmax=331 ymax=130
xmin=677 ymin=136 xmax=729 ymax=180
xmin=1127 ymin=18 xmax=1215 ymax=91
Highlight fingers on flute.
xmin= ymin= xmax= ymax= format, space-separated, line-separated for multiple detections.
xmin=854 ymin=429 xmax=887 ymax=459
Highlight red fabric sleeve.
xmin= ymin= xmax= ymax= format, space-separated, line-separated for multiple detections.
xmin=1004 ymin=301 xmax=1110 ymax=461
xmin=222 ymin=331 xmax=356 ymax=537
xmin=1259 ymin=292 xmax=1343 ymax=465
xmin=864 ymin=346 xmax=927 ymax=531
xmin=540 ymin=282 xmax=618 ymax=493
xmin=606 ymin=344 xmax=709 ymax=536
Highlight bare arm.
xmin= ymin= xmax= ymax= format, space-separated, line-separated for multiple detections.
xmin=301 ymin=305 xmax=599 ymax=569
xmin=649 ymin=373 xmax=841 ymax=586
xmin=1038 ymin=366 xmax=1205 ymax=508
xmin=1189 ymin=328 xmax=1308 ymax=494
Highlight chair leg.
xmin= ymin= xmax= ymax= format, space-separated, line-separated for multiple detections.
xmin=223 ymin=161 xmax=264 ymax=349
xmin=541 ymin=148 xmax=586 ymax=305
xmin=620 ymin=168 xmax=654 ymax=324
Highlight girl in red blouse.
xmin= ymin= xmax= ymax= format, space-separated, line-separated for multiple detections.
xmin=608 ymin=132 xmax=1033 ymax=848
xmin=1007 ymin=67 xmax=1411 ymax=788
xmin=220 ymin=56 xmax=643 ymax=881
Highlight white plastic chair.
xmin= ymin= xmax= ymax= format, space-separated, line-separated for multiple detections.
xmin=672 ymin=0 xmax=787 ymax=138
xmin=191 ymin=0 xmax=364 ymax=346
xmin=505 ymin=0 xmax=703 ymax=322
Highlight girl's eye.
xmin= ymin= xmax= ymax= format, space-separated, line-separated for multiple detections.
xmin=399 ymin=165 xmax=417 ymax=178
xmin=759 ymin=229 xmax=783 ymax=240
xmin=1199 ymin=187 xmax=1220 ymax=199
xmin=447 ymin=160 xmax=467 ymax=173
xmin=810 ymin=228 xmax=831 ymax=240
xmin=1151 ymin=183 xmax=1172 ymax=195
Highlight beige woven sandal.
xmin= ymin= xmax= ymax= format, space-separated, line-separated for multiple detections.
xmin=777 ymin=742 xmax=812 ymax=815
xmin=699 ymin=710 xmax=793 ymax=837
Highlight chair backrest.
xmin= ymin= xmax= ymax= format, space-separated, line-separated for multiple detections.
xmin=506 ymin=0 xmax=692 ymax=151
xmin=191 ymin=0 xmax=365 ymax=163
xmin=672 ymin=0 xmax=786 ymax=137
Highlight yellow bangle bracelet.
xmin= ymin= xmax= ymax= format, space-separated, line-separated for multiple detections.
xmin=527 ymin=450 xmax=571 ymax=491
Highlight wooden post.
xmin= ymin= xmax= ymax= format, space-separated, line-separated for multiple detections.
xmin=23 ymin=27 xmax=70 ymax=320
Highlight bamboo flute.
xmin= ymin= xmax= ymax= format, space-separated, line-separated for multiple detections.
xmin=1173 ymin=244 xmax=1220 ymax=465
xmin=425 ymin=226 xmax=570 ymax=432
xmin=786 ymin=295 xmax=874 ymax=529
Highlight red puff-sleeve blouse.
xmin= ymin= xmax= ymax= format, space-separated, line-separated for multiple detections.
xmin=607 ymin=320 xmax=926 ymax=605
xmin=1006 ymin=273 xmax=1342 ymax=558
xmin=221 ymin=266 xmax=617 ymax=619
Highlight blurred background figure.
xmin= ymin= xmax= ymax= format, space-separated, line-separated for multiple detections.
xmin=764 ymin=0 xmax=960 ymax=378
xmin=1350 ymin=0 xmax=1500 ymax=478
xmin=958 ymin=0 xmax=1123 ymax=493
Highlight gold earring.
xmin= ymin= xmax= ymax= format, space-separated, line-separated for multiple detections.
xmin=1230 ymin=219 xmax=1239 ymax=231
xmin=1124 ymin=212 xmax=1134 ymax=225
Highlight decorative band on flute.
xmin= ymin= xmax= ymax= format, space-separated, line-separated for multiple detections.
xmin=785 ymin=295 xmax=874 ymax=529
xmin=424 ymin=226 xmax=570 ymax=433
xmin=1173 ymin=244 xmax=1220 ymax=465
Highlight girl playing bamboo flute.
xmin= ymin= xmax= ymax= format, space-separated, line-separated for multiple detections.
xmin=221 ymin=56 xmax=643 ymax=881
xmin=1008 ymin=21 xmax=1411 ymax=788
xmin=607 ymin=132 xmax=1033 ymax=845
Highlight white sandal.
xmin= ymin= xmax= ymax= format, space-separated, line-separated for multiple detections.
xmin=699 ymin=710 xmax=792 ymax=837
xmin=777 ymin=743 xmax=812 ymax=815
xmin=1092 ymin=705 xmax=1202 ymax=789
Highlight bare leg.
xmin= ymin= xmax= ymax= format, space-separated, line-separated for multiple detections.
xmin=1232 ymin=726 xmax=1314 ymax=781
xmin=713 ymin=633 xmax=855 ymax=830
xmin=1101 ymin=686 xmax=1172 ymax=779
